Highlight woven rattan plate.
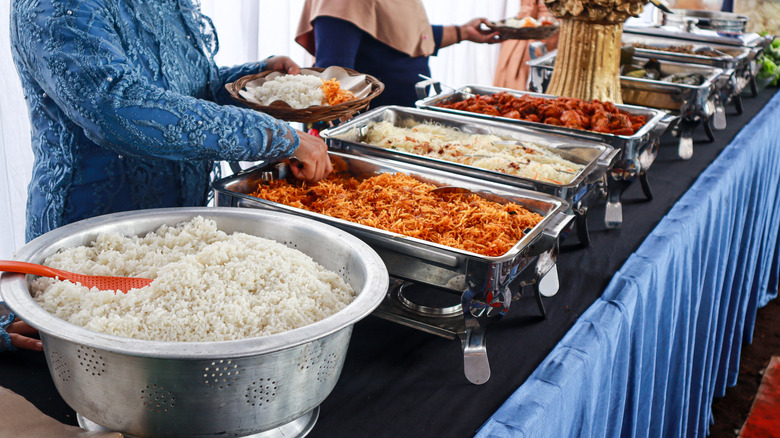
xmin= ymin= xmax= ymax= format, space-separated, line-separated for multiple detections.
xmin=226 ymin=66 xmax=384 ymax=124
xmin=485 ymin=20 xmax=559 ymax=40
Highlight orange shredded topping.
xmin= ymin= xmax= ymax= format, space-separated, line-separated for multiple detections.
xmin=250 ymin=171 xmax=544 ymax=257
xmin=321 ymin=78 xmax=355 ymax=105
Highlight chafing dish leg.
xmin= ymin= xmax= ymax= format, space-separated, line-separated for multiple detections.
xmin=575 ymin=212 xmax=590 ymax=247
xmin=640 ymin=173 xmax=653 ymax=201
xmin=703 ymin=120 xmax=715 ymax=142
xmin=605 ymin=180 xmax=628 ymax=229
xmin=678 ymin=123 xmax=695 ymax=160
xmin=733 ymin=94 xmax=744 ymax=115
xmin=713 ymin=104 xmax=727 ymax=131
xmin=750 ymin=77 xmax=758 ymax=97
xmin=459 ymin=326 xmax=490 ymax=385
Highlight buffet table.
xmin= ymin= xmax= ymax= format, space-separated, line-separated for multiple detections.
xmin=1 ymin=88 xmax=778 ymax=438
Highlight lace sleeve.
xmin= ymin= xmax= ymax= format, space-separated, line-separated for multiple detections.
xmin=214 ymin=61 xmax=266 ymax=105
xmin=13 ymin=0 xmax=298 ymax=163
xmin=0 ymin=304 xmax=16 ymax=352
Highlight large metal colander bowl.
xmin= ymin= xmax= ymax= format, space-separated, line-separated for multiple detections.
xmin=0 ymin=207 xmax=389 ymax=438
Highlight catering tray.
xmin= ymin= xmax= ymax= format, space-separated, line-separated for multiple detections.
xmin=415 ymin=84 xmax=670 ymax=228
xmin=624 ymin=25 xmax=770 ymax=96
xmin=320 ymin=105 xmax=618 ymax=246
xmin=212 ymin=152 xmax=573 ymax=384
xmin=526 ymin=50 xmax=727 ymax=159
xmin=662 ymin=9 xmax=748 ymax=35
xmin=622 ymin=32 xmax=757 ymax=112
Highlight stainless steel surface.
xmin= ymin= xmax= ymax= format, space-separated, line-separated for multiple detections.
xmin=527 ymin=50 xmax=726 ymax=159
xmin=622 ymin=33 xmax=757 ymax=100
xmin=414 ymin=85 xmax=666 ymax=177
xmin=213 ymin=153 xmax=572 ymax=384
xmin=0 ymin=207 xmax=389 ymax=438
xmin=213 ymin=152 xmax=571 ymax=295
xmin=624 ymin=25 xmax=770 ymax=49
xmin=414 ymin=86 xmax=668 ymax=227
xmin=320 ymin=106 xmax=617 ymax=229
xmin=527 ymin=50 xmax=724 ymax=116
xmin=78 ymin=408 xmax=320 ymax=438
xmin=663 ymin=9 xmax=748 ymax=34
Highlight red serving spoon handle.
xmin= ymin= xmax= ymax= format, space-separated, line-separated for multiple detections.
xmin=0 ymin=260 xmax=152 ymax=293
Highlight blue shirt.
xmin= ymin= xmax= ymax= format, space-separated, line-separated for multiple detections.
xmin=11 ymin=0 xmax=300 ymax=241
xmin=312 ymin=16 xmax=443 ymax=108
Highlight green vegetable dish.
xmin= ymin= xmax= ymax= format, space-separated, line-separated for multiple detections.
xmin=757 ymin=35 xmax=780 ymax=88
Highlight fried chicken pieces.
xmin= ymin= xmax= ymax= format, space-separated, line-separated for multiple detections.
xmin=438 ymin=92 xmax=646 ymax=136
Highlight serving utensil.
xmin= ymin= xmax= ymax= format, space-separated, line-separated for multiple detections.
xmin=0 ymin=260 xmax=152 ymax=292
xmin=649 ymin=0 xmax=674 ymax=14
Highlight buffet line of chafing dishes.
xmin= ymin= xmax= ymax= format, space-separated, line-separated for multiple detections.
xmin=211 ymin=11 xmax=772 ymax=384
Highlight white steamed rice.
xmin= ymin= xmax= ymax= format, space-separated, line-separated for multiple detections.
xmin=31 ymin=216 xmax=355 ymax=342
xmin=251 ymin=74 xmax=325 ymax=109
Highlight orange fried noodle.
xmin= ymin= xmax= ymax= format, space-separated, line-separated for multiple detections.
xmin=250 ymin=172 xmax=544 ymax=257
xmin=321 ymin=78 xmax=355 ymax=105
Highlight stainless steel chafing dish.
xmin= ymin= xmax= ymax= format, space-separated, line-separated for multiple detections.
xmin=212 ymin=151 xmax=573 ymax=385
xmin=624 ymin=25 xmax=771 ymax=96
xmin=526 ymin=49 xmax=726 ymax=159
xmin=414 ymin=84 xmax=670 ymax=229
xmin=320 ymin=105 xmax=617 ymax=247
xmin=663 ymin=9 xmax=748 ymax=35
xmin=622 ymin=33 xmax=755 ymax=112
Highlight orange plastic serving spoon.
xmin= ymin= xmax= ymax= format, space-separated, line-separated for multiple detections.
xmin=0 ymin=260 xmax=152 ymax=293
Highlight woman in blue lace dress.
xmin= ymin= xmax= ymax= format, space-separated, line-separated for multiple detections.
xmin=4 ymin=0 xmax=332 ymax=351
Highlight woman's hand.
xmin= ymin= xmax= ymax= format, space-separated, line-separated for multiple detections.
xmin=7 ymin=319 xmax=42 ymax=351
xmin=264 ymin=56 xmax=301 ymax=75
xmin=290 ymin=130 xmax=332 ymax=182
xmin=461 ymin=18 xmax=502 ymax=44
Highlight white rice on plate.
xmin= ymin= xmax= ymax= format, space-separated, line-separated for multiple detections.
xmin=251 ymin=74 xmax=325 ymax=109
xmin=31 ymin=216 xmax=355 ymax=342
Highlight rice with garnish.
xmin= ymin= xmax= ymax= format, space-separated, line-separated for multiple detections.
xmin=30 ymin=216 xmax=355 ymax=342
xmin=361 ymin=121 xmax=584 ymax=184
xmin=252 ymin=74 xmax=325 ymax=109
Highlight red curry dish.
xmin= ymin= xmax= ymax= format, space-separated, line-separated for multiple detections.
xmin=437 ymin=92 xmax=647 ymax=136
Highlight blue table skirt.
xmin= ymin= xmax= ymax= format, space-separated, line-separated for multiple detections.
xmin=477 ymin=92 xmax=780 ymax=438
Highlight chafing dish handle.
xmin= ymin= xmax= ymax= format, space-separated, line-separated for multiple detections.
xmin=589 ymin=148 xmax=622 ymax=184
xmin=415 ymin=78 xmax=442 ymax=100
xmin=526 ymin=212 xmax=574 ymax=257
xmin=528 ymin=41 xmax=548 ymax=60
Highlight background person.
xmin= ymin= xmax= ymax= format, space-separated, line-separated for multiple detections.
xmin=296 ymin=0 xmax=502 ymax=108
xmin=493 ymin=0 xmax=558 ymax=91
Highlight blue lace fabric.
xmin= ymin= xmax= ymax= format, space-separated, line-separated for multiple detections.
xmin=0 ymin=303 xmax=16 ymax=352
xmin=11 ymin=0 xmax=300 ymax=241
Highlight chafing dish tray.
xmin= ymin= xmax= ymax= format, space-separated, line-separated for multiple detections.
xmin=624 ymin=25 xmax=770 ymax=96
xmin=212 ymin=151 xmax=573 ymax=384
xmin=415 ymin=84 xmax=670 ymax=228
xmin=622 ymin=32 xmax=756 ymax=112
xmin=320 ymin=105 xmax=618 ymax=247
xmin=526 ymin=49 xmax=726 ymax=159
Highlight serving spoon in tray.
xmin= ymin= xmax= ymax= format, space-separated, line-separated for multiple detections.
xmin=0 ymin=260 xmax=152 ymax=293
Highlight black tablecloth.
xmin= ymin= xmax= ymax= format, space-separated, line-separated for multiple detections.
xmin=2 ymin=88 xmax=776 ymax=438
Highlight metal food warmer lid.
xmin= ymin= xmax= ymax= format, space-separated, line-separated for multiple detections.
xmin=212 ymin=152 xmax=574 ymax=384
xmin=414 ymin=84 xmax=670 ymax=228
xmin=526 ymin=49 xmax=727 ymax=159
xmin=319 ymin=105 xmax=618 ymax=244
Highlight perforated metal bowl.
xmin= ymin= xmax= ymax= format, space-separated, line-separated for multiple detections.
xmin=0 ymin=207 xmax=389 ymax=438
